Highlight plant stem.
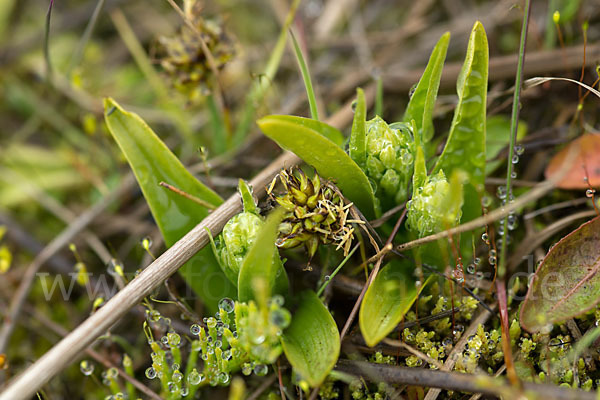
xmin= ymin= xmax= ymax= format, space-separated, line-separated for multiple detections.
xmin=498 ymin=0 xmax=531 ymax=280
xmin=316 ymin=244 xmax=359 ymax=297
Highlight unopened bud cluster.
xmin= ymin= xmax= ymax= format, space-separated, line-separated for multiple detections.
xmin=364 ymin=117 xmax=415 ymax=209
xmin=406 ymin=170 xmax=458 ymax=237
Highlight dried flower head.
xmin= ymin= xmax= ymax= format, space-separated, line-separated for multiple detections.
xmin=267 ymin=168 xmax=355 ymax=260
xmin=159 ymin=0 xmax=235 ymax=102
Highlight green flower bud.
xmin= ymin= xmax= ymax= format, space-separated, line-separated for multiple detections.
xmin=407 ymin=170 xmax=460 ymax=237
xmin=217 ymin=212 xmax=263 ymax=284
xmin=364 ymin=117 xmax=415 ymax=209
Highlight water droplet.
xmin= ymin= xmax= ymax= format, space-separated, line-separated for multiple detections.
xmin=488 ymin=256 xmax=497 ymax=265
xmin=190 ymin=324 xmax=201 ymax=336
xmin=586 ymin=189 xmax=596 ymax=198
xmin=481 ymin=196 xmax=492 ymax=207
xmin=222 ymin=349 xmax=232 ymax=360
xmin=496 ymin=186 xmax=507 ymax=200
xmin=474 ymin=257 xmax=481 ymax=265
xmin=218 ymin=297 xmax=235 ymax=313
xmin=350 ymin=100 xmax=357 ymax=113
xmin=466 ymin=264 xmax=476 ymax=274
xmin=107 ymin=258 xmax=123 ymax=277
xmin=107 ymin=367 xmax=118 ymax=378
xmin=214 ymin=340 xmax=222 ymax=348
xmin=168 ymin=382 xmax=177 ymax=393
xmin=254 ymin=364 xmax=268 ymax=376
xmin=141 ymin=236 xmax=153 ymax=250
xmin=167 ymin=332 xmax=181 ymax=347
xmin=475 ymin=271 xmax=484 ymax=280
xmin=80 ymin=360 xmax=95 ymax=376
xmin=271 ymin=294 xmax=285 ymax=307
xmin=549 ymin=337 xmax=563 ymax=347
xmin=408 ymin=83 xmax=418 ymax=99
xmin=242 ymin=363 xmax=252 ymax=375
xmin=481 ymin=233 xmax=490 ymax=244
xmin=181 ymin=386 xmax=189 ymax=396
xmin=489 ymin=249 xmax=497 ymax=257
xmin=206 ymin=317 xmax=217 ymax=329
xmin=172 ymin=371 xmax=183 ymax=382
xmin=514 ymin=144 xmax=524 ymax=155
xmin=270 ymin=308 xmax=292 ymax=329
xmin=512 ymin=155 xmax=519 ymax=164
xmin=507 ymin=214 xmax=518 ymax=230
xmin=511 ymin=171 xmax=517 ymax=179
xmin=218 ymin=372 xmax=230 ymax=384
xmin=145 ymin=367 xmax=157 ymax=379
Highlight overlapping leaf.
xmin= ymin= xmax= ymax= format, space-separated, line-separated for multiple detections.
xmin=257 ymin=115 xmax=376 ymax=219
xmin=104 ymin=98 xmax=236 ymax=313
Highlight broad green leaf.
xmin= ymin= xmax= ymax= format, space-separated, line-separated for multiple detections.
xmin=258 ymin=115 xmax=376 ymax=219
xmin=403 ymin=32 xmax=450 ymax=144
xmin=281 ymin=291 xmax=340 ymax=386
xmin=520 ymin=216 xmax=600 ymax=332
xmin=433 ymin=21 xmax=488 ymax=192
xmin=237 ymin=208 xmax=288 ymax=303
xmin=359 ymin=261 xmax=433 ymax=347
xmin=349 ymin=88 xmax=367 ymax=169
xmin=103 ymin=98 xmax=236 ymax=313
xmin=485 ymin=115 xmax=527 ymax=175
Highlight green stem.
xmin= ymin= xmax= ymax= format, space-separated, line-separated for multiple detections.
xmin=499 ymin=1 xmax=531 ymax=279
xmin=316 ymin=244 xmax=359 ymax=297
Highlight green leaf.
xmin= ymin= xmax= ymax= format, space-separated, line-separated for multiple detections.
xmin=485 ymin=115 xmax=527 ymax=175
xmin=433 ymin=22 xmax=488 ymax=192
xmin=291 ymin=31 xmax=319 ymax=121
xmin=237 ymin=208 xmax=288 ymax=303
xmin=349 ymin=88 xmax=367 ymax=169
xmin=238 ymin=179 xmax=259 ymax=215
xmin=281 ymin=291 xmax=340 ymax=386
xmin=412 ymin=146 xmax=427 ymax=197
xmin=103 ymin=98 xmax=236 ymax=313
xmin=258 ymin=115 xmax=376 ymax=219
xmin=403 ymin=32 xmax=450 ymax=144
xmin=520 ymin=216 xmax=600 ymax=332
xmin=359 ymin=261 xmax=433 ymax=347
